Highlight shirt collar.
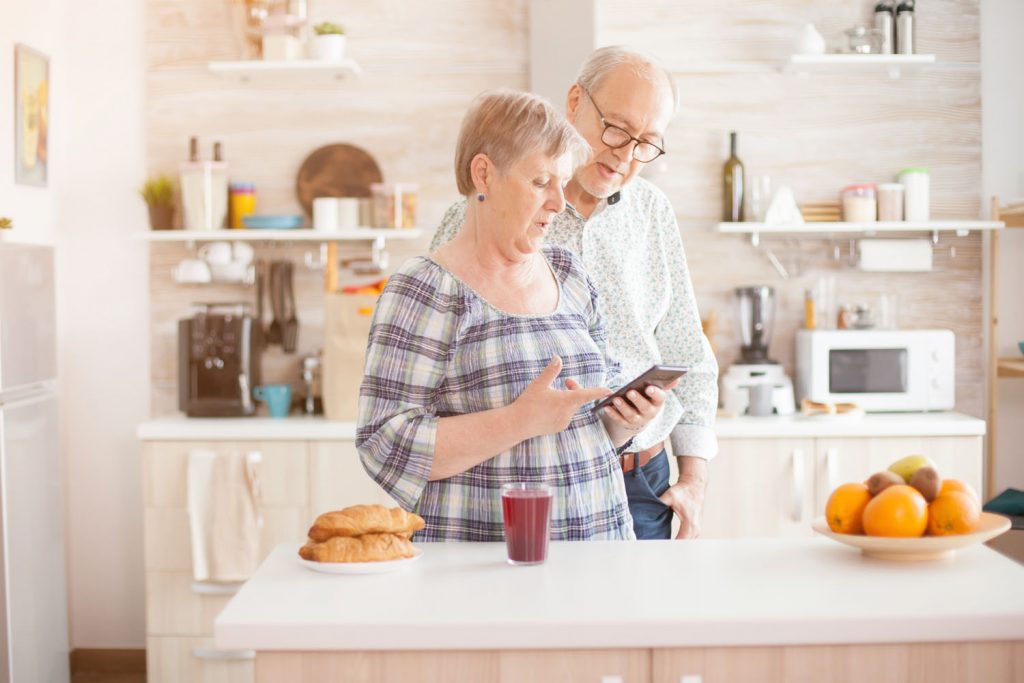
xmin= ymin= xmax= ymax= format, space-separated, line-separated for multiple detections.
xmin=565 ymin=190 xmax=624 ymax=222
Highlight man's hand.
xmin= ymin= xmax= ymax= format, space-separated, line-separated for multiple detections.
xmin=659 ymin=456 xmax=708 ymax=539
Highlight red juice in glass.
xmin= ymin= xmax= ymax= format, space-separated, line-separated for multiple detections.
xmin=501 ymin=483 xmax=552 ymax=565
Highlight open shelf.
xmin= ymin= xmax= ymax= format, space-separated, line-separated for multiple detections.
xmin=141 ymin=228 xmax=421 ymax=243
xmin=785 ymin=53 xmax=937 ymax=77
xmin=717 ymin=220 xmax=1004 ymax=235
xmin=998 ymin=358 xmax=1024 ymax=379
xmin=208 ymin=59 xmax=362 ymax=80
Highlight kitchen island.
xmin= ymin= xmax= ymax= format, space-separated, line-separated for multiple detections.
xmin=214 ymin=537 xmax=1024 ymax=683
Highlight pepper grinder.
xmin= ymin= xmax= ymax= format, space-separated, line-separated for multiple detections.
xmin=874 ymin=0 xmax=895 ymax=54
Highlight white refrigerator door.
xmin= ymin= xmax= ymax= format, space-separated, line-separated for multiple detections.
xmin=0 ymin=244 xmax=57 ymax=392
xmin=0 ymin=391 xmax=69 ymax=683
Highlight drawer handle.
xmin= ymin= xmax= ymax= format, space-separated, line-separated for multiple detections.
xmin=791 ymin=448 xmax=805 ymax=522
xmin=825 ymin=448 xmax=839 ymax=494
xmin=191 ymin=648 xmax=255 ymax=662
xmin=190 ymin=581 xmax=243 ymax=596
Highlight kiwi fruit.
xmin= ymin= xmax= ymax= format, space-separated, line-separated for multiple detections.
xmin=866 ymin=470 xmax=904 ymax=496
xmin=909 ymin=466 xmax=941 ymax=502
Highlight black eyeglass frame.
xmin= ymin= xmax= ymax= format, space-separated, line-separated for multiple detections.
xmin=581 ymin=88 xmax=666 ymax=163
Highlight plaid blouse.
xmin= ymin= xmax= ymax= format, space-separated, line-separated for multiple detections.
xmin=356 ymin=246 xmax=635 ymax=542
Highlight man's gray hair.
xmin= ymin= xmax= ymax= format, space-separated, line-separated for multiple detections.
xmin=575 ymin=46 xmax=680 ymax=115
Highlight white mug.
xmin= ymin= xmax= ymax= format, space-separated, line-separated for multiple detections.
xmin=172 ymin=258 xmax=212 ymax=284
xmin=197 ymin=241 xmax=233 ymax=265
xmin=337 ymin=198 xmax=360 ymax=229
xmin=313 ymin=197 xmax=340 ymax=231
xmin=232 ymin=241 xmax=254 ymax=265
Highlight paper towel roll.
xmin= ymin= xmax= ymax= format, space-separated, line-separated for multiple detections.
xmin=858 ymin=239 xmax=933 ymax=272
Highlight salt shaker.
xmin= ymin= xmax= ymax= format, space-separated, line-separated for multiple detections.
xmin=896 ymin=0 xmax=915 ymax=55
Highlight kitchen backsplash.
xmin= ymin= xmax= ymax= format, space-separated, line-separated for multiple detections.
xmin=146 ymin=0 xmax=984 ymax=417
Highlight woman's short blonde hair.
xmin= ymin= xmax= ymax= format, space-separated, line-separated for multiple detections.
xmin=454 ymin=89 xmax=590 ymax=196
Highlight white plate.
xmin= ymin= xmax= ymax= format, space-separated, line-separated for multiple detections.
xmin=298 ymin=548 xmax=423 ymax=575
xmin=812 ymin=512 xmax=1011 ymax=561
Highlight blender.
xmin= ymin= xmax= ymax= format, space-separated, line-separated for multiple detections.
xmin=721 ymin=286 xmax=796 ymax=416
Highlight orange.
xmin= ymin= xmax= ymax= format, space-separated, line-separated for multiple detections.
xmin=862 ymin=484 xmax=928 ymax=537
xmin=939 ymin=479 xmax=980 ymax=504
xmin=825 ymin=482 xmax=872 ymax=534
xmin=927 ymin=491 xmax=981 ymax=536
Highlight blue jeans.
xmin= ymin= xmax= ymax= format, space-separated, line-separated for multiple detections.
xmin=622 ymin=449 xmax=672 ymax=540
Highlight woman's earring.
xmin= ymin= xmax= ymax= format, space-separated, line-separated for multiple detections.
xmin=477 ymin=193 xmax=486 ymax=202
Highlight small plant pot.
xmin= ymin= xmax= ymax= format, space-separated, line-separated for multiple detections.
xmin=148 ymin=204 xmax=175 ymax=231
xmin=313 ymin=34 xmax=346 ymax=62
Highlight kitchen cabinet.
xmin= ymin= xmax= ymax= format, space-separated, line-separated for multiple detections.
xmin=702 ymin=435 xmax=983 ymax=539
xmin=141 ymin=436 xmax=389 ymax=683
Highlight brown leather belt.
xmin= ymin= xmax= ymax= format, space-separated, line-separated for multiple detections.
xmin=618 ymin=441 xmax=665 ymax=473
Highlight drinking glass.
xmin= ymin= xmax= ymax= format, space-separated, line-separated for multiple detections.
xmin=501 ymin=483 xmax=552 ymax=565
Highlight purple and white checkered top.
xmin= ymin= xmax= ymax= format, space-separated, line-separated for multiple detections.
xmin=356 ymin=246 xmax=635 ymax=542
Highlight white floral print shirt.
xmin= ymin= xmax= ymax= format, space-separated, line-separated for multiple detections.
xmin=430 ymin=176 xmax=719 ymax=460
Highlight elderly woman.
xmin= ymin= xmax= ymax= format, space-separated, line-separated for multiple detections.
xmin=356 ymin=90 xmax=672 ymax=541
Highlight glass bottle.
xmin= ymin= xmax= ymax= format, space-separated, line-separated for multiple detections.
xmin=722 ymin=131 xmax=745 ymax=222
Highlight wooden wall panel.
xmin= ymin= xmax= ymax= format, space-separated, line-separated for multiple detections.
xmin=146 ymin=0 xmax=985 ymax=418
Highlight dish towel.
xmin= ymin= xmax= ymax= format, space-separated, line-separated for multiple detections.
xmin=187 ymin=449 xmax=264 ymax=582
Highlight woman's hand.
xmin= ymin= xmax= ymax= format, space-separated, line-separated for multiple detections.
xmin=511 ymin=356 xmax=612 ymax=439
xmin=594 ymin=378 xmax=679 ymax=447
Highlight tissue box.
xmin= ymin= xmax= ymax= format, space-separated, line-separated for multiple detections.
xmin=858 ymin=239 xmax=933 ymax=272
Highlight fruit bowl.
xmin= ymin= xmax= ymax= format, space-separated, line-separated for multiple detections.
xmin=812 ymin=512 xmax=1011 ymax=561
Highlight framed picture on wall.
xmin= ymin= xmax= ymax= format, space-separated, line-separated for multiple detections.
xmin=14 ymin=44 xmax=49 ymax=187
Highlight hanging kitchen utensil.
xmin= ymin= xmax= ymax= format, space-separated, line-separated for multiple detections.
xmin=295 ymin=143 xmax=383 ymax=217
xmin=282 ymin=261 xmax=300 ymax=353
xmin=255 ymin=259 xmax=267 ymax=340
xmin=266 ymin=260 xmax=284 ymax=346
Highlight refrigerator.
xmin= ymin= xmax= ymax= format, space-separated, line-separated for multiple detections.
xmin=0 ymin=244 xmax=69 ymax=682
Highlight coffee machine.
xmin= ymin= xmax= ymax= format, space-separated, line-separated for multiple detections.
xmin=178 ymin=303 xmax=261 ymax=417
xmin=721 ymin=286 xmax=796 ymax=416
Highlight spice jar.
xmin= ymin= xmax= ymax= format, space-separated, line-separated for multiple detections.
xmin=229 ymin=182 xmax=256 ymax=229
xmin=370 ymin=182 xmax=418 ymax=229
xmin=877 ymin=183 xmax=904 ymax=221
xmin=841 ymin=184 xmax=877 ymax=223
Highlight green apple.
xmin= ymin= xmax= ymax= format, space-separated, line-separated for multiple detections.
xmin=888 ymin=455 xmax=938 ymax=483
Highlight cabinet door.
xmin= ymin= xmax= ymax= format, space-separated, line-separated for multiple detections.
xmin=702 ymin=439 xmax=816 ymax=538
xmin=814 ymin=436 xmax=984 ymax=510
xmin=146 ymin=636 xmax=253 ymax=683
xmin=309 ymin=441 xmax=396 ymax=515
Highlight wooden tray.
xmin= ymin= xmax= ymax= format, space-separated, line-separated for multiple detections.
xmin=295 ymin=143 xmax=383 ymax=217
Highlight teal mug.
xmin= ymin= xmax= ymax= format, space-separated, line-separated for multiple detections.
xmin=253 ymin=384 xmax=292 ymax=418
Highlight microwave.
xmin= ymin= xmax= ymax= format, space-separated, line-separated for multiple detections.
xmin=795 ymin=329 xmax=954 ymax=412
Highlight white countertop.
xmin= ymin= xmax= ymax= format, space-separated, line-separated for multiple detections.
xmin=713 ymin=411 xmax=986 ymax=438
xmin=137 ymin=415 xmax=356 ymax=441
xmin=215 ymin=538 xmax=1024 ymax=652
xmin=138 ymin=412 xmax=984 ymax=441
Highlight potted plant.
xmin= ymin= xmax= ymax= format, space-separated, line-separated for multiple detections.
xmin=312 ymin=21 xmax=346 ymax=62
xmin=139 ymin=175 xmax=176 ymax=230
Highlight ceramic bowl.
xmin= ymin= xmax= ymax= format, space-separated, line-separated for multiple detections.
xmin=812 ymin=513 xmax=1010 ymax=561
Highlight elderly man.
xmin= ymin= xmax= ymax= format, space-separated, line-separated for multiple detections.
xmin=430 ymin=46 xmax=718 ymax=540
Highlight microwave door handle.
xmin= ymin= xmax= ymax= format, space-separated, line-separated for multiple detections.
xmin=791 ymin=448 xmax=805 ymax=523
xmin=238 ymin=373 xmax=254 ymax=413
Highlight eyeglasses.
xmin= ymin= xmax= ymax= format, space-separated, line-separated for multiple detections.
xmin=582 ymin=89 xmax=666 ymax=163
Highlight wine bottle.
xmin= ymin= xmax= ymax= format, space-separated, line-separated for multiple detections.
xmin=723 ymin=131 xmax=745 ymax=222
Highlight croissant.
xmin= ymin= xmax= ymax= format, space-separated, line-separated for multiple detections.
xmin=298 ymin=533 xmax=416 ymax=563
xmin=307 ymin=504 xmax=425 ymax=542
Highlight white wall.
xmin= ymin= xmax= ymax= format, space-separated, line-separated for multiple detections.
xmin=2 ymin=0 xmax=148 ymax=648
xmin=981 ymin=0 xmax=1024 ymax=495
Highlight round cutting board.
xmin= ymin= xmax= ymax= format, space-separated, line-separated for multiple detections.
xmin=295 ymin=143 xmax=383 ymax=217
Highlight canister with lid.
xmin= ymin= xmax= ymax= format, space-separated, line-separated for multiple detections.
xmin=877 ymin=183 xmax=904 ymax=221
xmin=898 ymin=168 xmax=929 ymax=221
xmin=841 ymin=184 xmax=877 ymax=223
